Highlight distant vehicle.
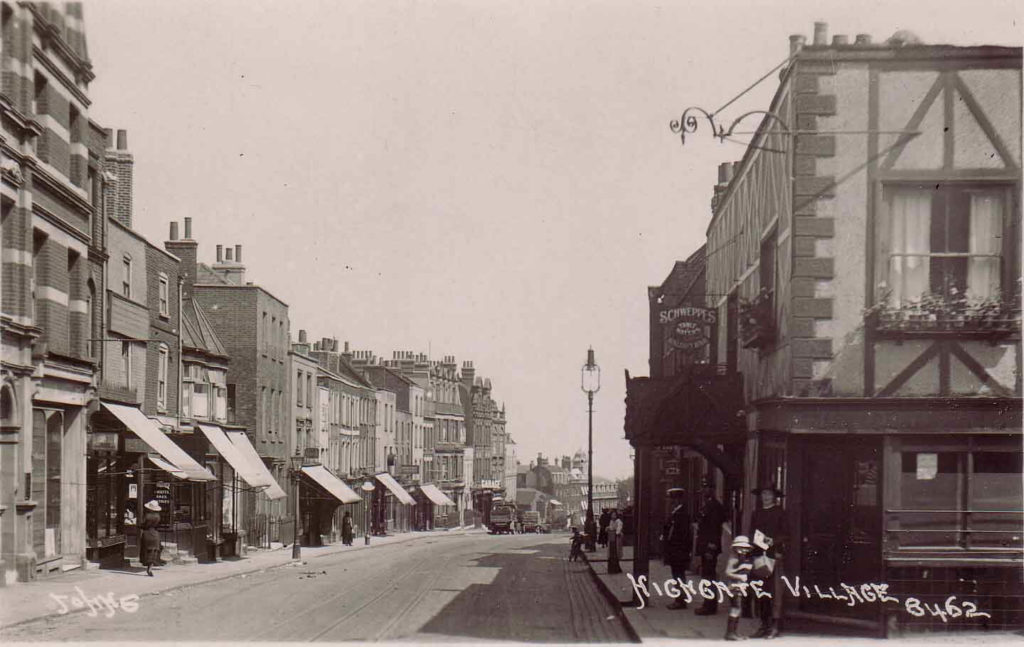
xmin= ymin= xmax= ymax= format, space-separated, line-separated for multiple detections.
xmin=489 ymin=502 xmax=516 ymax=534
xmin=522 ymin=510 xmax=543 ymax=533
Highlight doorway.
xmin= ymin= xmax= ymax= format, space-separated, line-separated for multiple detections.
xmin=800 ymin=437 xmax=883 ymax=620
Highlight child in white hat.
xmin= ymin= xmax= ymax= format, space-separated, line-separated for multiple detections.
xmin=723 ymin=535 xmax=754 ymax=640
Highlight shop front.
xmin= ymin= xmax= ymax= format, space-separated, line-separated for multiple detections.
xmin=374 ymin=472 xmax=414 ymax=534
xmin=96 ymin=403 xmax=216 ymax=565
xmin=418 ymin=484 xmax=456 ymax=531
xmin=756 ymin=398 xmax=1023 ymax=633
xmin=298 ymin=464 xmax=361 ymax=545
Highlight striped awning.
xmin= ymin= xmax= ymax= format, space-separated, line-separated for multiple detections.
xmin=198 ymin=424 xmax=266 ymax=490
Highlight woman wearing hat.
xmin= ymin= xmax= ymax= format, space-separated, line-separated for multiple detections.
xmin=140 ymin=500 xmax=163 ymax=577
xmin=749 ymin=485 xmax=787 ymax=638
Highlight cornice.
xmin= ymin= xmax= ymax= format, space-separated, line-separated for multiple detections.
xmin=31 ymin=201 xmax=91 ymax=247
xmin=30 ymin=163 xmax=93 ymax=217
xmin=27 ymin=6 xmax=95 ymax=85
xmin=32 ymin=45 xmax=91 ymax=108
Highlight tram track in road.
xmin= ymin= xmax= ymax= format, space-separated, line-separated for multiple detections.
xmin=244 ymin=535 xmax=474 ymax=642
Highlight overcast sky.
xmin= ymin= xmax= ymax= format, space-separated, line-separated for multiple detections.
xmin=82 ymin=0 xmax=1021 ymax=479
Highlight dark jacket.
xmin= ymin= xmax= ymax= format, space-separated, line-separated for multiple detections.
xmin=662 ymin=504 xmax=693 ymax=566
xmin=695 ymin=497 xmax=728 ymax=556
xmin=749 ymin=505 xmax=787 ymax=559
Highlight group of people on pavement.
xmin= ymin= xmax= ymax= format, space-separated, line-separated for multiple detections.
xmin=660 ymin=477 xmax=788 ymax=641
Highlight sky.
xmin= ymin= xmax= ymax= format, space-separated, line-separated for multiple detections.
xmin=81 ymin=0 xmax=1022 ymax=480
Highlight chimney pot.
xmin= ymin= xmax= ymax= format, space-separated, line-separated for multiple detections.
xmin=216 ymin=245 xmax=223 ymax=263
xmin=235 ymin=244 xmax=241 ymax=263
xmin=855 ymin=33 xmax=872 ymax=45
xmin=225 ymin=247 xmax=233 ymax=262
xmin=813 ymin=21 xmax=828 ymax=46
xmin=299 ymin=329 xmax=307 ymax=343
xmin=789 ymin=34 xmax=806 ymax=56
xmin=116 ymin=129 xmax=128 ymax=150
xmin=184 ymin=217 xmax=192 ymax=239
xmin=103 ymin=128 xmax=113 ymax=147
xmin=169 ymin=222 xmax=179 ymax=241
xmin=833 ymin=34 xmax=849 ymax=46
xmin=344 ymin=341 xmax=349 ymax=353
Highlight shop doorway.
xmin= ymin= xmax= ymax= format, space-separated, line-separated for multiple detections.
xmin=800 ymin=437 xmax=883 ymax=621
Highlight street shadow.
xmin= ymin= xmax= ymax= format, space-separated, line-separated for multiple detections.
xmin=417 ymin=539 xmax=628 ymax=643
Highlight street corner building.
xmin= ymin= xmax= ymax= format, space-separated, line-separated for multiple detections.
xmin=626 ymin=23 xmax=1022 ymax=635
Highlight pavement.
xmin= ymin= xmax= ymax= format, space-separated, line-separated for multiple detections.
xmin=1 ymin=530 xmax=633 ymax=643
xmin=0 ymin=526 xmax=481 ymax=631
xmin=584 ymin=543 xmax=1024 ymax=646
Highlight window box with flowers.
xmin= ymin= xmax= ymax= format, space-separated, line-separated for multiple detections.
xmin=739 ymin=287 xmax=776 ymax=349
xmin=866 ymin=288 xmax=1022 ymax=340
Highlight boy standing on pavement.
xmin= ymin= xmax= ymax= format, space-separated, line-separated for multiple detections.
xmin=724 ymin=535 xmax=755 ymax=640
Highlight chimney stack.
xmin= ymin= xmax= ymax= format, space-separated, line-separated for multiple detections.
xmin=832 ymin=34 xmax=849 ymax=46
xmin=165 ymin=219 xmax=198 ymax=299
xmin=813 ymin=22 xmax=828 ymax=46
xmin=789 ymin=34 xmax=806 ymax=56
xmin=855 ymin=34 xmax=872 ymax=46
xmin=104 ymin=128 xmax=134 ymax=229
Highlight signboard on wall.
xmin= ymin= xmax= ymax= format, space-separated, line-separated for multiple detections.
xmin=659 ymin=306 xmax=716 ymax=354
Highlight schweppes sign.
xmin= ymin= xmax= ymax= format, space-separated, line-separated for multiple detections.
xmin=659 ymin=306 xmax=715 ymax=352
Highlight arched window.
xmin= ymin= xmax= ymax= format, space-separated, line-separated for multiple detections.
xmin=0 ymin=384 xmax=16 ymax=429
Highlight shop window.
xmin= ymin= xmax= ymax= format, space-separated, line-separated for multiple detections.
xmin=897 ymin=449 xmax=1023 ymax=549
xmin=882 ymin=185 xmax=1008 ymax=304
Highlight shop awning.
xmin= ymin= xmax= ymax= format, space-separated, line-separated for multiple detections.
xmin=148 ymin=455 xmax=186 ymax=479
xmin=102 ymin=402 xmax=214 ymax=481
xmin=375 ymin=472 xmax=415 ymax=505
xmin=224 ymin=430 xmax=287 ymax=500
xmin=198 ymin=424 xmax=267 ymax=490
xmin=300 ymin=465 xmax=361 ymax=504
xmin=420 ymin=483 xmax=456 ymax=507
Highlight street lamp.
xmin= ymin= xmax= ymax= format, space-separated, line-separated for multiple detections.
xmin=361 ymin=480 xmax=375 ymax=545
xmin=581 ymin=347 xmax=600 ymax=551
xmin=289 ymin=452 xmax=304 ymax=560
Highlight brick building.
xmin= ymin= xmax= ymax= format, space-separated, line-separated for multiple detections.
xmin=1 ymin=1 xmax=101 ymax=583
xmin=194 ymin=241 xmax=292 ymax=548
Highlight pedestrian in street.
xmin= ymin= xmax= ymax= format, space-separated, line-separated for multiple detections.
xmin=598 ymin=508 xmax=610 ymax=548
xmin=694 ymin=476 xmax=728 ymax=616
xmin=723 ymin=535 xmax=754 ymax=641
xmin=749 ymin=484 xmax=787 ymax=639
xmin=140 ymin=500 xmax=162 ymax=577
xmin=607 ymin=509 xmax=623 ymax=574
xmin=569 ymin=527 xmax=584 ymax=562
xmin=342 ymin=511 xmax=354 ymax=546
xmin=662 ymin=487 xmax=693 ymax=609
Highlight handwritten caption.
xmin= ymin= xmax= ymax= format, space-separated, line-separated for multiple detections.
xmin=627 ymin=573 xmax=992 ymax=622
xmin=49 ymin=586 xmax=140 ymax=618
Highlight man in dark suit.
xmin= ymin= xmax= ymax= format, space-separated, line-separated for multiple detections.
xmin=663 ymin=487 xmax=693 ymax=610
xmin=694 ymin=476 xmax=728 ymax=615
xmin=749 ymin=484 xmax=787 ymax=638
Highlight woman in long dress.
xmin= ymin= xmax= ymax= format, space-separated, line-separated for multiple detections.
xmin=341 ymin=511 xmax=354 ymax=546
xmin=140 ymin=500 xmax=162 ymax=577
xmin=607 ymin=509 xmax=623 ymax=574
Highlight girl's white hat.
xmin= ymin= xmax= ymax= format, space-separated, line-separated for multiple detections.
xmin=144 ymin=500 xmax=162 ymax=512
xmin=731 ymin=535 xmax=753 ymax=549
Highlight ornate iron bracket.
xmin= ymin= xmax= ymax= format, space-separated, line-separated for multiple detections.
xmin=669 ymin=108 xmax=792 ymax=149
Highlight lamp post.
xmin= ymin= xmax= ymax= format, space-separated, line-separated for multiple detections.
xmin=289 ymin=452 xmax=304 ymax=560
xmin=581 ymin=347 xmax=600 ymax=551
xmin=361 ymin=481 xmax=375 ymax=545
